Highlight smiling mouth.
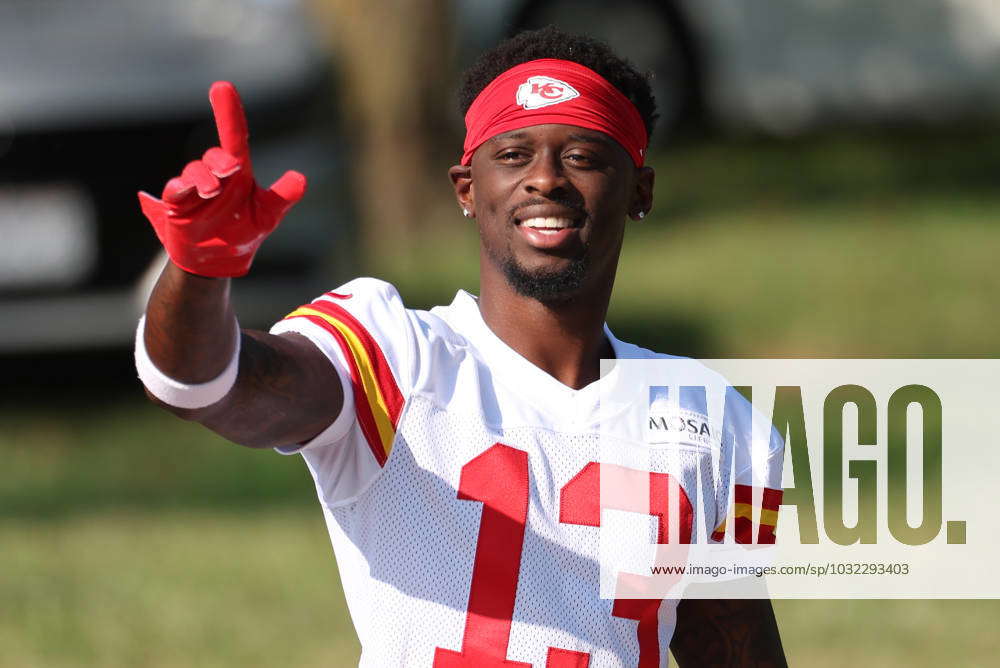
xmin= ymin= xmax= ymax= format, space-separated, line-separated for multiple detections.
xmin=517 ymin=216 xmax=581 ymax=234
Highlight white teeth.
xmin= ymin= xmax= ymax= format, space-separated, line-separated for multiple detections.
xmin=522 ymin=216 xmax=573 ymax=229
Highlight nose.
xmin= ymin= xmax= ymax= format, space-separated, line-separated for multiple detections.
xmin=523 ymin=150 xmax=568 ymax=198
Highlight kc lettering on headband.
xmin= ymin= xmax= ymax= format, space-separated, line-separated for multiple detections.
xmin=462 ymin=59 xmax=649 ymax=167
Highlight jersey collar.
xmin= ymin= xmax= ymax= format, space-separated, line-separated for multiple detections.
xmin=438 ymin=289 xmax=630 ymax=419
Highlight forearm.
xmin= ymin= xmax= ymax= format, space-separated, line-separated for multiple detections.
xmin=144 ymin=261 xmax=237 ymax=383
xmin=141 ymin=262 xmax=343 ymax=448
xmin=670 ymin=598 xmax=787 ymax=668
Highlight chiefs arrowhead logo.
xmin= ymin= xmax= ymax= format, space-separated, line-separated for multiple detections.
xmin=515 ymin=76 xmax=580 ymax=110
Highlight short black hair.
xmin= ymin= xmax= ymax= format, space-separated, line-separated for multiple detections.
xmin=458 ymin=26 xmax=658 ymax=139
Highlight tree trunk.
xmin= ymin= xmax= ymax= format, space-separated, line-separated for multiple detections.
xmin=307 ymin=0 xmax=457 ymax=273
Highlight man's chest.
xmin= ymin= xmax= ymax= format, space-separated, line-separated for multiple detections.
xmin=340 ymin=395 xmax=715 ymax=666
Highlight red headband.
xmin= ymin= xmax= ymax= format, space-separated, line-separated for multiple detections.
xmin=462 ymin=59 xmax=648 ymax=167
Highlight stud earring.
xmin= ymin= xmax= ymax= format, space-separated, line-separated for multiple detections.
xmin=462 ymin=208 xmax=471 ymax=218
xmin=637 ymin=211 xmax=646 ymax=220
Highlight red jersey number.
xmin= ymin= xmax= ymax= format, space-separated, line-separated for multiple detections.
xmin=434 ymin=443 xmax=693 ymax=668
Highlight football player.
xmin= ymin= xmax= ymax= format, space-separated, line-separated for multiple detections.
xmin=136 ymin=26 xmax=786 ymax=667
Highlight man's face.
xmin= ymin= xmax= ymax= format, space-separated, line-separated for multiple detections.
xmin=450 ymin=123 xmax=654 ymax=302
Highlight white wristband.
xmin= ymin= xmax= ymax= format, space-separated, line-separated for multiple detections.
xmin=135 ymin=315 xmax=241 ymax=409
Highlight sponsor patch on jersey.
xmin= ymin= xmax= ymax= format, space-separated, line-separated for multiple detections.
xmin=645 ymin=385 xmax=717 ymax=447
xmin=515 ymin=75 xmax=580 ymax=109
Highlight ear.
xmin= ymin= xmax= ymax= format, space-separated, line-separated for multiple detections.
xmin=448 ymin=164 xmax=475 ymax=218
xmin=628 ymin=166 xmax=655 ymax=221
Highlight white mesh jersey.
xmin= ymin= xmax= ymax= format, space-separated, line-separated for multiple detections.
xmin=270 ymin=277 xmax=784 ymax=668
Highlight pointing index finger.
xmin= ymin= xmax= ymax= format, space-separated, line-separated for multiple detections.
xmin=209 ymin=81 xmax=249 ymax=158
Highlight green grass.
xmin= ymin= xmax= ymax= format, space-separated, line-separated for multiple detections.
xmin=0 ymin=397 xmax=315 ymax=520
xmin=774 ymin=599 xmax=1000 ymax=667
xmin=0 ymin=510 xmax=359 ymax=668
xmin=0 ymin=399 xmax=359 ymax=667
xmin=611 ymin=202 xmax=1000 ymax=357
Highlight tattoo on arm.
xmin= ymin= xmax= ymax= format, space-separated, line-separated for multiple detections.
xmin=163 ymin=330 xmax=344 ymax=449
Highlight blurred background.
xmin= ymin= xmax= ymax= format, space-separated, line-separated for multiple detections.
xmin=3 ymin=0 xmax=1000 ymax=665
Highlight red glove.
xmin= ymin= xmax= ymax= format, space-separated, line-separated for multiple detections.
xmin=138 ymin=81 xmax=307 ymax=278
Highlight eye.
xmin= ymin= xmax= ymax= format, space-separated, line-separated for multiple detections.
xmin=564 ymin=152 xmax=599 ymax=168
xmin=497 ymin=149 xmax=528 ymax=162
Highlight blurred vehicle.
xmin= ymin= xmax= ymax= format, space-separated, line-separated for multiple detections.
xmin=0 ymin=0 xmax=351 ymax=353
xmin=456 ymin=0 xmax=1000 ymax=139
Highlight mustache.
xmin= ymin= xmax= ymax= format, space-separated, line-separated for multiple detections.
xmin=508 ymin=197 xmax=587 ymax=220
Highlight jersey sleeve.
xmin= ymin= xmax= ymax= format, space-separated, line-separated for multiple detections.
xmin=268 ymin=278 xmax=416 ymax=498
xmin=710 ymin=387 xmax=785 ymax=544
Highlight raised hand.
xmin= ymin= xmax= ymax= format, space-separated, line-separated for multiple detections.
xmin=138 ymin=81 xmax=307 ymax=277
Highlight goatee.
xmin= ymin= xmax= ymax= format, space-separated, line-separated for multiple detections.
xmin=499 ymin=255 xmax=587 ymax=303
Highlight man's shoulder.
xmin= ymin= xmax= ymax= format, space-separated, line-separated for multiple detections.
xmin=310 ymin=276 xmax=401 ymax=305
xmin=306 ymin=277 xmax=452 ymax=333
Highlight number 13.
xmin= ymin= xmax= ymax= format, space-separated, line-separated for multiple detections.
xmin=434 ymin=443 xmax=693 ymax=668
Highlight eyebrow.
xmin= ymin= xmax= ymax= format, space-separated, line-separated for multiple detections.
xmin=568 ymin=132 xmax=613 ymax=147
xmin=489 ymin=131 xmax=528 ymax=143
